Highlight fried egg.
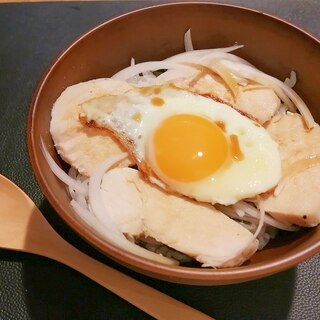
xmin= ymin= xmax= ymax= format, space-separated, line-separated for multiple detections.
xmin=80 ymin=84 xmax=281 ymax=205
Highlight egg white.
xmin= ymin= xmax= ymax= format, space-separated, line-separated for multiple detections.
xmin=82 ymin=85 xmax=281 ymax=205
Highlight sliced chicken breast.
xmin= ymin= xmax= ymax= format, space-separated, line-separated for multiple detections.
xmin=262 ymin=113 xmax=320 ymax=226
xmin=176 ymin=76 xmax=280 ymax=126
xmin=236 ymin=86 xmax=281 ymax=124
xmin=50 ymin=78 xmax=133 ymax=176
xmin=175 ymin=73 xmax=234 ymax=105
xmin=100 ymin=168 xmax=259 ymax=268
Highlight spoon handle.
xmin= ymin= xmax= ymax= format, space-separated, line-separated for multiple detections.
xmin=0 ymin=174 xmax=213 ymax=319
xmin=45 ymin=236 xmax=213 ymax=320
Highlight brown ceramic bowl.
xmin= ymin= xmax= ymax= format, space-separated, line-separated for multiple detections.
xmin=28 ymin=2 xmax=320 ymax=285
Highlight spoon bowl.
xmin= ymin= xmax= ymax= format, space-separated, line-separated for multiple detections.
xmin=0 ymin=174 xmax=212 ymax=320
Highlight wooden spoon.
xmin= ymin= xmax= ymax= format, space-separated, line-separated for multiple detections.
xmin=0 ymin=174 xmax=213 ymax=320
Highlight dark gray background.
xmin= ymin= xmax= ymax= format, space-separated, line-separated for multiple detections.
xmin=0 ymin=1 xmax=319 ymax=319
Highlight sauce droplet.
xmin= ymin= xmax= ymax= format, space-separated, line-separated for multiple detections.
xmin=151 ymin=97 xmax=165 ymax=106
xmin=215 ymin=121 xmax=226 ymax=132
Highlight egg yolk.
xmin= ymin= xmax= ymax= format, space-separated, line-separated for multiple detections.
xmin=150 ymin=114 xmax=229 ymax=182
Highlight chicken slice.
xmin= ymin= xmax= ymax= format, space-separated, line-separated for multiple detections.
xmin=50 ymin=78 xmax=133 ymax=176
xmin=100 ymin=168 xmax=258 ymax=268
xmin=176 ymin=76 xmax=280 ymax=125
xmin=236 ymin=86 xmax=281 ymax=124
xmin=174 ymin=73 xmax=234 ymax=105
xmin=262 ymin=113 xmax=320 ymax=226
xmin=100 ymin=168 xmax=143 ymax=236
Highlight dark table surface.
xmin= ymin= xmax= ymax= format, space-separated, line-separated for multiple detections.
xmin=0 ymin=1 xmax=319 ymax=319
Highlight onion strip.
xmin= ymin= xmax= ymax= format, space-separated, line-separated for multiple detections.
xmin=184 ymin=28 xmax=194 ymax=51
xmin=111 ymin=61 xmax=195 ymax=81
xmin=165 ymin=45 xmax=244 ymax=63
xmin=221 ymin=60 xmax=315 ymax=128
xmin=235 ymin=201 xmax=299 ymax=231
xmin=88 ymin=153 xmax=129 ymax=240
xmin=284 ymin=70 xmax=297 ymax=88
xmin=252 ymin=199 xmax=266 ymax=241
xmin=217 ymin=202 xmax=299 ymax=232
xmin=198 ymin=51 xmax=252 ymax=66
xmin=41 ymin=138 xmax=87 ymax=195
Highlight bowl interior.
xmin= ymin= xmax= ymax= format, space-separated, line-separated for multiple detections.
xmin=28 ymin=2 xmax=320 ymax=285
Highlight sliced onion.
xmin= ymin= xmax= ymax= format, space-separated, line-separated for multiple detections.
xmin=221 ymin=60 xmax=296 ymax=110
xmin=71 ymin=199 xmax=109 ymax=235
xmin=88 ymin=153 xmax=132 ymax=240
xmin=221 ymin=60 xmax=315 ymax=128
xmin=263 ymin=215 xmax=299 ymax=232
xmin=111 ymin=61 xmax=194 ymax=81
xmin=284 ymin=70 xmax=297 ymax=88
xmin=235 ymin=208 xmax=245 ymax=217
xmin=218 ymin=208 xmax=259 ymax=225
xmin=184 ymin=28 xmax=194 ymax=51
xmin=252 ymin=199 xmax=266 ymax=241
xmin=165 ymin=45 xmax=244 ymax=63
xmin=41 ymin=138 xmax=87 ymax=195
xmin=284 ymin=87 xmax=315 ymax=128
xmin=235 ymin=201 xmax=299 ymax=231
xmin=67 ymin=167 xmax=77 ymax=198
xmin=234 ymin=201 xmax=261 ymax=218
xmin=199 ymin=51 xmax=252 ymax=67
xmin=217 ymin=201 xmax=298 ymax=232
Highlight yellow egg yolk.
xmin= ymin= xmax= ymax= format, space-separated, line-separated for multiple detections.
xmin=150 ymin=114 xmax=229 ymax=182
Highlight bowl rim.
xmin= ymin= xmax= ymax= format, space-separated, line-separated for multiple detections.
xmin=27 ymin=1 xmax=320 ymax=284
